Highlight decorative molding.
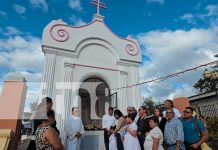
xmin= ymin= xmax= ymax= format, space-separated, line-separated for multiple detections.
xmin=120 ymin=70 xmax=128 ymax=75
xmin=48 ymin=20 xmax=140 ymax=56
xmin=50 ymin=24 xmax=70 ymax=42
xmin=116 ymin=61 xmax=140 ymax=67
xmin=42 ymin=46 xmax=79 ymax=59
xmin=74 ymin=63 xmax=119 ymax=72
xmin=64 ymin=63 xmax=75 ymax=68
xmin=125 ymin=44 xmax=139 ymax=56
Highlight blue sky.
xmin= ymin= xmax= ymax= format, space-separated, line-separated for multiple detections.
xmin=0 ymin=0 xmax=218 ymax=111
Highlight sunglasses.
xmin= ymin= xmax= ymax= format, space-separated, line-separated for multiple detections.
xmin=183 ymin=111 xmax=191 ymax=114
xmin=166 ymin=112 xmax=173 ymax=114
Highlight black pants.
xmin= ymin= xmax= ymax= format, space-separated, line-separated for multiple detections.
xmin=115 ymin=133 xmax=124 ymax=150
xmin=138 ymin=134 xmax=145 ymax=150
xmin=185 ymin=142 xmax=202 ymax=150
xmin=104 ymin=130 xmax=110 ymax=150
xmin=27 ymin=140 xmax=36 ymax=150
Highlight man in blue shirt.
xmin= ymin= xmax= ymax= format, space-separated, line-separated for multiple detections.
xmin=182 ymin=107 xmax=209 ymax=150
xmin=164 ymin=108 xmax=185 ymax=150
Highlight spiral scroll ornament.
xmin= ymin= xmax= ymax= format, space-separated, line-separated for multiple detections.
xmin=125 ymin=44 xmax=139 ymax=56
xmin=50 ymin=24 xmax=69 ymax=42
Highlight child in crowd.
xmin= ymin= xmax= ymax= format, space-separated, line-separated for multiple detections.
xmin=109 ymin=125 xmax=117 ymax=150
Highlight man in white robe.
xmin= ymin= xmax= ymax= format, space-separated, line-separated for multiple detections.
xmin=65 ymin=107 xmax=84 ymax=150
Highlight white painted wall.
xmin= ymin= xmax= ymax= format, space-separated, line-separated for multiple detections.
xmin=41 ymin=16 xmax=142 ymax=148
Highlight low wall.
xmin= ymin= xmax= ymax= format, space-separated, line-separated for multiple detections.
xmin=81 ymin=131 xmax=105 ymax=150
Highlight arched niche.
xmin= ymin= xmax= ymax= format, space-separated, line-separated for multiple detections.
xmin=79 ymin=78 xmax=111 ymax=130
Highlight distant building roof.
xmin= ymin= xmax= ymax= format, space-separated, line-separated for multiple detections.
xmin=188 ymin=91 xmax=216 ymax=101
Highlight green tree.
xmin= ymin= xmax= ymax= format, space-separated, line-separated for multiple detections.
xmin=29 ymin=101 xmax=38 ymax=112
xmin=142 ymin=96 xmax=160 ymax=113
xmin=193 ymin=78 xmax=217 ymax=93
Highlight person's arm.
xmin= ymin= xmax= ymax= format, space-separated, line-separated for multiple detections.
xmin=150 ymin=128 xmax=161 ymax=150
xmin=175 ymin=120 xmax=184 ymax=149
xmin=126 ymin=125 xmax=137 ymax=137
xmin=102 ymin=115 xmax=107 ymax=129
xmin=174 ymin=109 xmax=182 ymax=119
xmin=152 ymin=138 xmax=160 ymax=150
xmin=65 ymin=118 xmax=76 ymax=139
xmin=79 ymin=119 xmax=85 ymax=137
xmin=102 ymin=115 xmax=110 ymax=133
xmin=44 ymin=128 xmax=65 ymax=150
xmin=192 ymin=131 xmax=208 ymax=149
xmin=114 ymin=117 xmax=124 ymax=133
xmin=191 ymin=120 xmax=209 ymax=149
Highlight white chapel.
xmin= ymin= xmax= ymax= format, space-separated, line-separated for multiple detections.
xmin=40 ymin=7 xmax=142 ymax=149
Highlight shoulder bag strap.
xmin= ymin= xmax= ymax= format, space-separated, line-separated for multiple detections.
xmin=193 ymin=117 xmax=201 ymax=136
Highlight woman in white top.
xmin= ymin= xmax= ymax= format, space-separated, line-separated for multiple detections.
xmin=124 ymin=114 xmax=141 ymax=150
xmin=144 ymin=116 xmax=164 ymax=150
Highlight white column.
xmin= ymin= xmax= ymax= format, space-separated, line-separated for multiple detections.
xmin=56 ymin=64 xmax=74 ymax=146
xmin=131 ymin=67 xmax=141 ymax=109
xmin=118 ymin=71 xmax=128 ymax=113
xmin=40 ymin=53 xmax=57 ymax=98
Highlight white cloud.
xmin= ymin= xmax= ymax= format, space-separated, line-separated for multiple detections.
xmin=206 ymin=5 xmax=218 ymax=17
xmin=181 ymin=4 xmax=218 ymax=26
xmin=180 ymin=13 xmax=196 ymax=24
xmin=69 ymin=15 xmax=86 ymax=26
xmin=146 ymin=0 xmax=164 ymax=4
xmin=13 ymin=4 xmax=26 ymax=14
xmin=0 ymin=27 xmax=45 ymax=112
xmin=137 ymin=27 xmax=218 ymax=101
xmin=0 ymin=10 xmax=7 ymax=19
xmin=6 ymin=71 xmax=42 ymax=82
xmin=69 ymin=0 xmax=82 ymax=11
xmin=0 ymin=26 xmax=21 ymax=36
xmin=0 ymin=33 xmax=44 ymax=77
xmin=29 ymin=0 xmax=48 ymax=12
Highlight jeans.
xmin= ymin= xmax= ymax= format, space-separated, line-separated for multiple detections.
xmin=168 ymin=143 xmax=186 ymax=150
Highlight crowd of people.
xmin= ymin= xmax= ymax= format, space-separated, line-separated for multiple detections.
xmin=102 ymin=100 xmax=209 ymax=150
xmin=27 ymin=97 xmax=209 ymax=150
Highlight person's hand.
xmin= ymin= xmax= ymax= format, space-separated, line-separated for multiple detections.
xmin=175 ymin=144 xmax=182 ymax=150
xmin=125 ymin=126 xmax=130 ymax=132
xmin=75 ymin=134 xmax=79 ymax=138
xmin=137 ymin=131 xmax=141 ymax=136
xmin=191 ymin=143 xmax=200 ymax=149
xmin=107 ymin=129 xmax=111 ymax=135
xmin=75 ymin=132 xmax=81 ymax=138
xmin=110 ymin=130 xmax=114 ymax=134
xmin=175 ymin=146 xmax=181 ymax=150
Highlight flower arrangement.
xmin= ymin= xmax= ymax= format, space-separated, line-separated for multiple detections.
xmin=84 ymin=124 xmax=103 ymax=131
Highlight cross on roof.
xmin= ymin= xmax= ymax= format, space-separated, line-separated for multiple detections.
xmin=90 ymin=0 xmax=107 ymax=16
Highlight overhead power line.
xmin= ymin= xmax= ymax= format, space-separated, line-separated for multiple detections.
xmin=45 ymin=0 xmax=56 ymax=20
xmin=111 ymin=60 xmax=218 ymax=91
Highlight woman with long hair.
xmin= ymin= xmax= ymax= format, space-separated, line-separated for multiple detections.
xmin=113 ymin=109 xmax=126 ymax=150
xmin=35 ymin=109 xmax=64 ymax=150
xmin=154 ymin=108 xmax=167 ymax=135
